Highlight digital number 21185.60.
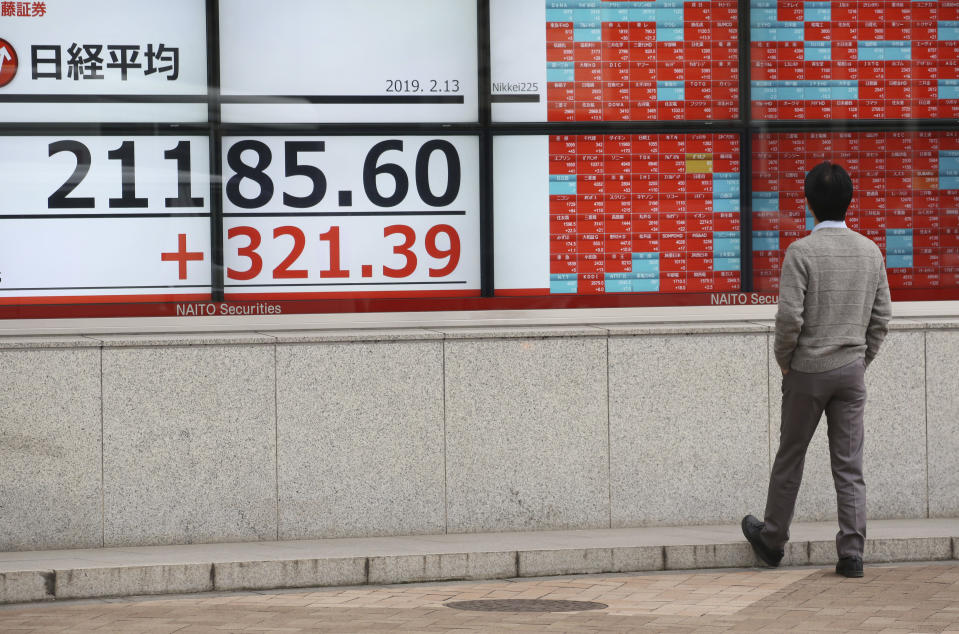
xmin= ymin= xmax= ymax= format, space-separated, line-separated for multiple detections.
xmin=47 ymin=140 xmax=203 ymax=209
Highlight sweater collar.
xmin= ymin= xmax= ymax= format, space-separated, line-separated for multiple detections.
xmin=812 ymin=220 xmax=848 ymax=232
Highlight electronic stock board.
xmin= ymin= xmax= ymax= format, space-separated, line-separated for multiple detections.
xmin=1 ymin=0 xmax=957 ymax=319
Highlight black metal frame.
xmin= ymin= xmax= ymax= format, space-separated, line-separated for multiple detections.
xmin=2 ymin=0 xmax=957 ymax=309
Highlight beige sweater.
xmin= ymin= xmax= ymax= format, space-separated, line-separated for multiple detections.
xmin=774 ymin=227 xmax=892 ymax=373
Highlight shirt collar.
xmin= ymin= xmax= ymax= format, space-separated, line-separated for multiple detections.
xmin=812 ymin=220 xmax=848 ymax=232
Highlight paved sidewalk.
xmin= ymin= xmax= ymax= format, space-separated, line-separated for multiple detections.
xmin=1 ymin=519 xmax=956 ymax=604
xmin=1 ymin=562 xmax=957 ymax=632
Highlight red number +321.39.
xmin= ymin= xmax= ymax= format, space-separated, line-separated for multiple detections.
xmin=226 ymin=224 xmax=461 ymax=281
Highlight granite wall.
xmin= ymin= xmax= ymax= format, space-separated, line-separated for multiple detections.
xmin=1 ymin=319 xmax=956 ymax=551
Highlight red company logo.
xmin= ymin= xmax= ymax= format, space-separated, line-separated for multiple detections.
xmin=0 ymin=38 xmax=17 ymax=87
xmin=1 ymin=2 xmax=46 ymax=17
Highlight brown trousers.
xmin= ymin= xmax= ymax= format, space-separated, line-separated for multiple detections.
xmin=761 ymin=358 xmax=868 ymax=559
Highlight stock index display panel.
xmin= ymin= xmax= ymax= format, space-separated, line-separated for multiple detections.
xmin=750 ymin=0 xmax=959 ymax=120
xmin=0 ymin=135 xmax=213 ymax=306
xmin=221 ymin=136 xmax=481 ymax=301
xmin=490 ymin=0 xmax=740 ymax=121
xmin=494 ymin=134 xmax=742 ymax=296
xmin=0 ymin=0 xmax=208 ymax=122
xmin=752 ymin=131 xmax=959 ymax=295
xmin=219 ymin=0 xmax=478 ymax=124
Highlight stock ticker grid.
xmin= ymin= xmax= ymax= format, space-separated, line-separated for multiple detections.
xmin=752 ymin=132 xmax=959 ymax=292
xmin=545 ymin=0 xmax=740 ymax=120
xmin=751 ymin=0 xmax=959 ymax=119
xmin=549 ymin=134 xmax=742 ymax=294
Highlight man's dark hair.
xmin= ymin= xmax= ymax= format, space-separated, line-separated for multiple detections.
xmin=804 ymin=161 xmax=853 ymax=221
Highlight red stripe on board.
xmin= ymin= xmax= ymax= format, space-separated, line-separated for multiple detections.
xmin=223 ymin=289 xmax=483 ymax=301
xmin=891 ymin=288 xmax=959 ymax=302
xmin=0 ymin=287 xmax=957 ymax=320
xmin=0 ymin=293 xmax=212 ymax=306
xmin=0 ymin=292 xmax=735 ymax=320
xmin=494 ymin=288 xmax=550 ymax=296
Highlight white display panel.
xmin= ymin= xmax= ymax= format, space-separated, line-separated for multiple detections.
xmin=493 ymin=136 xmax=551 ymax=292
xmin=218 ymin=0 xmax=478 ymax=124
xmin=490 ymin=0 xmax=549 ymax=122
xmin=0 ymin=136 xmax=212 ymax=302
xmin=0 ymin=218 xmax=211 ymax=301
xmin=222 ymin=136 xmax=480 ymax=298
xmin=0 ymin=0 xmax=208 ymax=122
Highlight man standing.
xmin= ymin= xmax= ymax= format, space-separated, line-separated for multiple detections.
xmin=742 ymin=161 xmax=892 ymax=578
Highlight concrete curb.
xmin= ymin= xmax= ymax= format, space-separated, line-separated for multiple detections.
xmin=0 ymin=571 xmax=54 ymax=604
xmin=2 ymin=534 xmax=955 ymax=604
